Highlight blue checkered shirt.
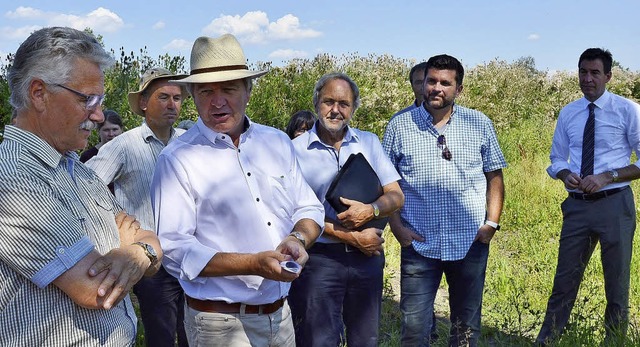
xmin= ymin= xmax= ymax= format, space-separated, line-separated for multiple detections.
xmin=383 ymin=104 xmax=507 ymax=261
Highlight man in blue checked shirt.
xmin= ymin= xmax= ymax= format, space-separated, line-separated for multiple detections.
xmin=382 ymin=54 xmax=506 ymax=347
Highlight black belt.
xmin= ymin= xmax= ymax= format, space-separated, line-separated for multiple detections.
xmin=312 ymin=242 xmax=360 ymax=253
xmin=568 ymin=186 xmax=628 ymax=201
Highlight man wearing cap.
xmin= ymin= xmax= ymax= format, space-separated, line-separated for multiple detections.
xmin=86 ymin=67 xmax=188 ymax=347
xmin=0 ymin=26 xmax=162 ymax=346
xmin=151 ymin=33 xmax=324 ymax=346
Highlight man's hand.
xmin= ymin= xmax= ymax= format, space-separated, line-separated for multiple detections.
xmin=115 ymin=212 xmax=141 ymax=246
xmin=390 ymin=223 xmax=425 ymax=247
xmin=336 ymin=197 xmax=373 ymax=229
xmin=252 ymin=250 xmax=302 ymax=282
xmin=578 ymin=173 xmax=610 ymax=194
xmin=474 ymin=224 xmax=496 ymax=244
xmin=88 ymin=244 xmax=150 ymax=309
xmin=350 ymin=227 xmax=385 ymax=256
xmin=276 ymin=237 xmax=309 ymax=266
xmin=560 ymin=171 xmax=582 ymax=190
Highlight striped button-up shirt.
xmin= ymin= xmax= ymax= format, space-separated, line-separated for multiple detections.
xmin=0 ymin=126 xmax=137 ymax=346
xmin=86 ymin=122 xmax=185 ymax=231
xmin=383 ymin=104 xmax=507 ymax=261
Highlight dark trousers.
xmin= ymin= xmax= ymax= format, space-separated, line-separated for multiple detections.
xmin=537 ymin=188 xmax=635 ymax=344
xmin=289 ymin=242 xmax=384 ymax=347
xmin=400 ymin=241 xmax=489 ymax=347
xmin=133 ymin=266 xmax=188 ymax=347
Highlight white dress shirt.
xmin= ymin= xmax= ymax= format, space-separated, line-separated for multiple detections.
xmin=547 ymin=90 xmax=640 ymax=191
xmin=151 ymin=117 xmax=324 ymax=305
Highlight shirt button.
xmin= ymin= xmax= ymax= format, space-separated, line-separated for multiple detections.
xmin=58 ymin=248 xmax=65 ymax=254
xmin=247 ymin=172 xmax=251 ymax=176
xmin=267 ymin=222 xmax=271 ymax=226
xmin=256 ymin=198 xmax=260 ymax=202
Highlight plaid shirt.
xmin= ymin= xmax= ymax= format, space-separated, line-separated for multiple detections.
xmin=383 ymin=104 xmax=507 ymax=261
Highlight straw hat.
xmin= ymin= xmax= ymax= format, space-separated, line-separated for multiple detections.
xmin=127 ymin=67 xmax=188 ymax=116
xmin=171 ymin=34 xmax=267 ymax=84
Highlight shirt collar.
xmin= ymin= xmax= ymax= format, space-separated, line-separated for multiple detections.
xmin=304 ymin=122 xmax=359 ymax=149
xmin=3 ymin=125 xmax=77 ymax=169
xmin=194 ymin=115 xmax=253 ymax=145
xmin=140 ymin=121 xmax=180 ymax=143
xmin=420 ymin=103 xmax=458 ymax=123
xmin=583 ymin=90 xmax=611 ymax=109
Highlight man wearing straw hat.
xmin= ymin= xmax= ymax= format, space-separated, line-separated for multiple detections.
xmin=151 ymin=34 xmax=324 ymax=346
xmin=87 ymin=67 xmax=189 ymax=347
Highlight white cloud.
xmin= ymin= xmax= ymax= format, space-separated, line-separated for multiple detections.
xmin=163 ymin=39 xmax=192 ymax=51
xmin=5 ymin=6 xmax=45 ymax=19
xmin=2 ymin=6 xmax=124 ymax=36
xmin=528 ymin=33 xmax=540 ymax=41
xmin=152 ymin=21 xmax=165 ymax=30
xmin=268 ymin=49 xmax=308 ymax=60
xmin=268 ymin=14 xmax=321 ymax=40
xmin=203 ymin=11 xmax=321 ymax=44
xmin=0 ymin=25 xmax=41 ymax=40
xmin=49 ymin=7 xmax=124 ymax=33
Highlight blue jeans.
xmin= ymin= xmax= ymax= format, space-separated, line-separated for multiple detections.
xmin=400 ymin=242 xmax=489 ymax=347
xmin=289 ymin=243 xmax=384 ymax=347
xmin=133 ymin=266 xmax=188 ymax=347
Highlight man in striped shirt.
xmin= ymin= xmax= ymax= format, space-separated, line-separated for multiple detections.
xmin=86 ymin=67 xmax=189 ymax=347
xmin=0 ymin=26 xmax=162 ymax=346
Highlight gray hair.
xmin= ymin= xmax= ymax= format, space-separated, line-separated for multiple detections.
xmin=8 ymin=27 xmax=114 ymax=111
xmin=312 ymin=72 xmax=361 ymax=114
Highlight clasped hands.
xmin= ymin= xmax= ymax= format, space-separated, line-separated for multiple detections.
xmin=88 ymin=212 xmax=153 ymax=309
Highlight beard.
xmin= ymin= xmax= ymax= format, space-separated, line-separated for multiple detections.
xmin=426 ymin=95 xmax=454 ymax=110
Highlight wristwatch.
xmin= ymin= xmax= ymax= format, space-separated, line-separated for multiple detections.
xmin=484 ymin=220 xmax=501 ymax=231
xmin=371 ymin=202 xmax=380 ymax=218
xmin=608 ymin=169 xmax=619 ymax=182
xmin=132 ymin=242 xmax=158 ymax=266
xmin=289 ymin=231 xmax=306 ymax=248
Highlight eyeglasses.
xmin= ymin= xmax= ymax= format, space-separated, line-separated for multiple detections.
xmin=437 ymin=135 xmax=452 ymax=161
xmin=53 ymin=84 xmax=105 ymax=110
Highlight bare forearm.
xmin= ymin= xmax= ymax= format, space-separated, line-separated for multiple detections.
xmin=199 ymin=252 xmax=258 ymax=277
xmin=615 ymin=164 xmax=640 ymax=182
xmin=375 ymin=182 xmax=404 ymax=217
xmin=322 ymin=217 xmax=357 ymax=245
xmin=485 ymin=170 xmax=505 ymax=223
xmin=288 ymin=218 xmax=322 ymax=249
xmin=132 ymin=229 xmax=163 ymax=276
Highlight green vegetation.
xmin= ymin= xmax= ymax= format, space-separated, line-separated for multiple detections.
xmin=2 ymin=32 xmax=640 ymax=346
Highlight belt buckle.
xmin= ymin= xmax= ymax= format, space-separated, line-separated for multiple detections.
xmin=345 ymin=243 xmax=357 ymax=252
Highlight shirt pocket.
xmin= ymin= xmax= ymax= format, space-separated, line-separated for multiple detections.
xmin=267 ymin=175 xmax=294 ymax=220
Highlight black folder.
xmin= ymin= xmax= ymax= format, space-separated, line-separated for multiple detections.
xmin=325 ymin=153 xmax=388 ymax=230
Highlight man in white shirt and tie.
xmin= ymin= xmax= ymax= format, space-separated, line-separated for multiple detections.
xmin=538 ymin=47 xmax=640 ymax=345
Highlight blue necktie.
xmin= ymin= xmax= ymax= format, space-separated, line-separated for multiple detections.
xmin=580 ymin=103 xmax=596 ymax=178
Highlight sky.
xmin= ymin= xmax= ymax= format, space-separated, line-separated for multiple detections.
xmin=1 ymin=1 xmax=639 ymax=74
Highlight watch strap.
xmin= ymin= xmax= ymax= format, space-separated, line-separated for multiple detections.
xmin=484 ymin=220 xmax=501 ymax=231
xmin=289 ymin=231 xmax=306 ymax=247
xmin=132 ymin=241 xmax=158 ymax=266
xmin=371 ymin=202 xmax=380 ymax=218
